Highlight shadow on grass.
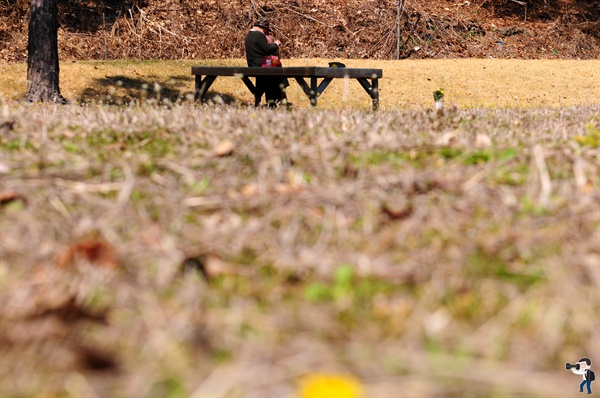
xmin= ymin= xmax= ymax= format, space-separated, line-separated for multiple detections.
xmin=77 ymin=74 xmax=239 ymax=105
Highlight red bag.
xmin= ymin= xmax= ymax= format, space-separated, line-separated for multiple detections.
xmin=262 ymin=55 xmax=282 ymax=67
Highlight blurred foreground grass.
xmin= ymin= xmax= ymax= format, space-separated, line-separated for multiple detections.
xmin=0 ymin=99 xmax=599 ymax=397
xmin=1 ymin=58 xmax=599 ymax=109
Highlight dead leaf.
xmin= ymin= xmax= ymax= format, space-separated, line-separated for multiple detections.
xmin=475 ymin=133 xmax=492 ymax=148
xmin=342 ymin=163 xmax=359 ymax=178
xmin=182 ymin=256 xmax=209 ymax=280
xmin=213 ymin=139 xmax=235 ymax=157
xmin=104 ymin=142 xmax=125 ymax=152
xmin=30 ymin=296 xmax=108 ymax=325
xmin=411 ymin=179 xmax=443 ymax=194
xmin=274 ymin=183 xmax=303 ymax=194
xmin=57 ymin=239 xmax=119 ymax=269
xmin=0 ymin=120 xmax=16 ymax=134
xmin=240 ymin=183 xmax=259 ymax=197
xmin=0 ymin=191 xmax=26 ymax=206
xmin=181 ymin=253 xmax=235 ymax=281
xmin=436 ymin=131 xmax=459 ymax=146
xmin=204 ymin=254 xmax=235 ymax=277
xmin=382 ymin=197 xmax=414 ymax=220
xmin=74 ymin=344 xmax=119 ymax=371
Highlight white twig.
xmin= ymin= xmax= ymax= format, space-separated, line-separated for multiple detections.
xmin=116 ymin=164 xmax=135 ymax=208
xmin=533 ymin=144 xmax=551 ymax=208
xmin=281 ymin=6 xmax=333 ymax=28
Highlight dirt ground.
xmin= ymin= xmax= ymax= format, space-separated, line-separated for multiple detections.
xmin=2 ymin=58 xmax=598 ymax=109
xmin=1 ymin=0 xmax=599 ymax=62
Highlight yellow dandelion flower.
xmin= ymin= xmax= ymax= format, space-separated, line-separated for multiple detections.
xmin=299 ymin=373 xmax=364 ymax=398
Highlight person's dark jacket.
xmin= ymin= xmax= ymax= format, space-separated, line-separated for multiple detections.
xmin=245 ymin=30 xmax=279 ymax=67
xmin=586 ymin=369 xmax=596 ymax=381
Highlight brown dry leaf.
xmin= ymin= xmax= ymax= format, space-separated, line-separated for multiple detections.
xmin=342 ymin=163 xmax=359 ymax=178
xmin=204 ymin=254 xmax=236 ymax=277
xmin=181 ymin=253 xmax=235 ymax=281
xmin=382 ymin=197 xmax=414 ymax=220
xmin=411 ymin=179 xmax=443 ymax=194
xmin=435 ymin=131 xmax=459 ymax=146
xmin=30 ymin=296 xmax=108 ymax=325
xmin=475 ymin=133 xmax=492 ymax=148
xmin=240 ymin=183 xmax=259 ymax=197
xmin=104 ymin=142 xmax=125 ymax=152
xmin=0 ymin=191 xmax=26 ymax=206
xmin=213 ymin=139 xmax=235 ymax=157
xmin=73 ymin=344 xmax=119 ymax=372
xmin=181 ymin=256 xmax=209 ymax=280
xmin=56 ymin=239 xmax=119 ymax=269
xmin=274 ymin=183 xmax=304 ymax=194
xmin=0 ymin=120 xmax=16 ymax=135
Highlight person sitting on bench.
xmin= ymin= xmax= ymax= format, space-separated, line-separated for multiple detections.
xmin=244 ymin=17 xmax=289 ymax=107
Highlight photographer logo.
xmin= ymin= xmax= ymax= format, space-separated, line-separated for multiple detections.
xmin=566 ymin=358 xmax=595 ymax=395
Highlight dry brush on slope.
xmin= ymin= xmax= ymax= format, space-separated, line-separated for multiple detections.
xmin=1 ymin=0 xmax=599 ymax=62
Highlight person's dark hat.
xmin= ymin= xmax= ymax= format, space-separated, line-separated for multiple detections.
xmin=254 ymin=17 xmax=271 ymax=32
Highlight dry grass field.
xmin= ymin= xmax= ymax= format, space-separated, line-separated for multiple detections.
xmin=1 ymin=58 xmax=599 ymax=109
xmin=0 ymin=59 xmax=599 ymax=398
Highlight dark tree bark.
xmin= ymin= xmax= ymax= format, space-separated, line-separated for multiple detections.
xmin=26 ymin=0 xmax=66 ymax=103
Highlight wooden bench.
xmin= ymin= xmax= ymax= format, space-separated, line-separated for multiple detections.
xmin=191 ymin=66 xmax=383 ymax=110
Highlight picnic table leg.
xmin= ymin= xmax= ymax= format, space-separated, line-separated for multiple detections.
xmin=194 ymin=75 xmax=217 ymax=102
xmin=293 ymin=77 xmax=332 ymax=108
xmin=194 ymin=76 xmax=201 ymax=101
xmin=357 ymin=77 xmax=380 ymax=111
xmin=310 ymin=76 xmax=318 ymax=106
xmin=240 ymin=76 xmax=261 ymax=106
xmin=316 ymin=78 xmax=333 ymax=96
xmin=294 ymin=77 xmax=311 ymax=107
xmin=372 ymin=78 xmax=379 ymax=111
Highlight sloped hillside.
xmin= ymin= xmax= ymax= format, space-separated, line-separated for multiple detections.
xmin=1 ymin=0 xmax=598 ymax=62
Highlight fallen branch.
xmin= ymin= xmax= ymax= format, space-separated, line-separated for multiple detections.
xmin=281 ymin=6 xmax=333 ymax=28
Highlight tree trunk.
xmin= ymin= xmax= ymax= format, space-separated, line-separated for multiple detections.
xmin=26 ymin=0 xmax=66 ymax=103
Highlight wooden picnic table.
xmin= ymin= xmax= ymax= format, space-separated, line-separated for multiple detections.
xmin=191 ymin=66 xmax=383 ymax=110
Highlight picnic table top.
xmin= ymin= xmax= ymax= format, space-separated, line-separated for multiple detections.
xmin=191 ymin=66 xmax=383 ymax=79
